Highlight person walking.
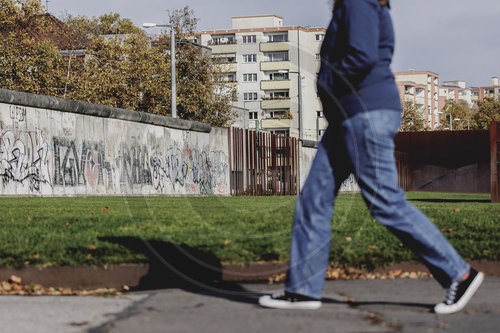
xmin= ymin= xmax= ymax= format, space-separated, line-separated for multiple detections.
xmin=259 ymin=0 xmax=483 ymax=315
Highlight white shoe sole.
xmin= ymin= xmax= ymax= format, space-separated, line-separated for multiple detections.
xmin=434 ymin=272 xmax=484 ymax=315
xmin=258 ymin=295 xmax=322 ymax=310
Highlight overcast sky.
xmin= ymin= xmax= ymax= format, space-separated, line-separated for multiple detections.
xmin=47 ymin=0 xmax=500 ymax=87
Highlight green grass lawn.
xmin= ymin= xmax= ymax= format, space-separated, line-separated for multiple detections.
xmin=0 ymin=192 xmax=498 ymax=269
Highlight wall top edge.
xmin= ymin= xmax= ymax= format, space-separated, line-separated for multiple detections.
xmin=0 ymin=88 xmax=212 ymax=133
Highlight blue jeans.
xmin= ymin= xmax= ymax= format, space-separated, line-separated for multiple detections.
xmin=285 ymin=110 xmax=469 ymax=300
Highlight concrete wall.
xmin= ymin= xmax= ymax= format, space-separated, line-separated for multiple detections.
xmin=299 ymin=139 xmax=360 ymax=193
xmin=0 ymin=89 xmax=230 ymax=196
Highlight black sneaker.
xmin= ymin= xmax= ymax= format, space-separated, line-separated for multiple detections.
xmin=434 ymin=268 xmax=484 ymax=314
xmin=258 ymin=291 xmax=322 ymax=310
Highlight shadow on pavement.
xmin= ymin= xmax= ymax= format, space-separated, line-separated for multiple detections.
xmin=99 ymin=237 xmax=436 ymax=310
xmin=326 ymin=298 xmax=434 ymax=311
xmin=99 ymin=236 xmax=260 ymax=305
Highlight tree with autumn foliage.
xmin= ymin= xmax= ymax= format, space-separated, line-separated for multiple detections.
xmin=0 ymin=0 xmax=66 ymax=96
xmin=400 ymin=101 xmax=425 ymax=132
xmin=0 ymin=3 xmax=234 ymax=126
xmin=65 ymin=8 xmax=234 ymax=126
xmin=471 ymin=98 xmax=500 ymax=130
xmin=438 ymin=99 xmax=471 ymax=130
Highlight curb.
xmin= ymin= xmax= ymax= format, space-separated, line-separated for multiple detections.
xmin=0 ymin=261 xmax=498 ymax=290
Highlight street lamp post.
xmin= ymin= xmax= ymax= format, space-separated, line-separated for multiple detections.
xmin=143 ymin=22 xmax=176 ymax=119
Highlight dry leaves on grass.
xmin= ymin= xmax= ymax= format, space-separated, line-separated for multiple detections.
xmin=268 ymin=267 xmax=432 ymax=284
xmin=0 ymin=275 xmax=122 ymax=296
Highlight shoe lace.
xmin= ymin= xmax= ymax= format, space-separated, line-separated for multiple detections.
xmin=445 ymin=281 xmax=459 ymax=304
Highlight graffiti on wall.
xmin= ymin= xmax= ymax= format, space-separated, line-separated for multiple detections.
xmin=53 ymin=137 xmax=113 ymax=188
xmin=0 ymin=110 xmax=228 ymax=195
xmin=150 ymin=146 xmax=228 ymax=195
xmin=339 ymin=174 xmax=360 ymax=193
xmin=0 ymin=129 xmax=51 ymax=191
xmin=116 ymin=144 xmax=153 ymax=190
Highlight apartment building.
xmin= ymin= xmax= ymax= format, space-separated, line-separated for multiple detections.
xmin=438 ymin=81 xmax=479 ymax=111
xmin=478 ymin=77 xmax=500 ymax=101
xmin=438 ymin=77 xmax=500 ymax=112
xmin=197 ymin=15 xmax=326 ymax=140
xmin=395 ymin=71 xmax=440 ymax=129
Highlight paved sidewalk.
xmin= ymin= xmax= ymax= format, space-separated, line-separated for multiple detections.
xmin=0 ymin=278 xmax=498 ymax=333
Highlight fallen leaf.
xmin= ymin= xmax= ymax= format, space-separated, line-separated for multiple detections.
xmin=88 ymin=245 xmax=97 ymax=250
xmin=454 ymin=209 xmax=460 ymax=213
xmin=1 ymin=281 xmax=12 ymax=291
xmin=441 ymin=228 xmax=453 ymax=233
xmin=9 ymin=275 xmax=21 ymax=285
xmin=101 ymin=206 xmax=110 ymax=212
xmin=345 ymin=236 xmax=352 ymax=242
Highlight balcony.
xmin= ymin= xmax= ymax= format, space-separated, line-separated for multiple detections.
xmin=261 ymin=80 xmax=291 ymax=90
xmin=261 ymin=118 xmax=291 ymax=129
xmin=216 ymin=63 xmax=237 ymax=73
xmin=260 ymin=61 xmax=290 ymax=71
xmin=260 ymin=41 xmax=290 ymax=52
xmin=210 ymin=43 xmax=237 ymax=54
xmin=261 ymin=98 xmax=291 ymax=109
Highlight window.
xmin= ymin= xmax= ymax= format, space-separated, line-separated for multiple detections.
xmin=267 ymin=91 xmax=289 ymax=99
xmin=211 ymin=36 xmax=235 ymax=45
xmin=224 ymin=73 xmax=236 ymax=82
xmin=243 ymin=54 xmax=257 ymax=63
xmin=242 ymin=35 xmax=257 ymax=44
xmin=315 ymin=34 xmax=324 ymax=41
xmin=268 ymin=110 xmax=286 ymax=118
xmin=316 ymin=111 xmax=323 ymax=117
xmin=249 ymin=112 xmax=258 ymax=120
xmin=268 ymin=52 xmax=288 ymax=62
xmin=243 ymin=73 xmax=257 ymax=82
xmin=268 ymin=34 xmax=288 ymax=42
xmin=315 ymin=53 xmax=321 ymax=61
xmin=269 ymin=72 xmax=289 ymax=81
xmin=270 ymin=129 xmax=290 ymax=136
xmin=244 ymin=92 xmax=258 ymax=101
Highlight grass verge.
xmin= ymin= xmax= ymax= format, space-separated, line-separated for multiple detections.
xmin=0 ymin=192 xmax=498 ymax=269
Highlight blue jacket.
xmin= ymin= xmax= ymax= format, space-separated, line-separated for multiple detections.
xmin=317 ymin=0 xmax=401 ymax=121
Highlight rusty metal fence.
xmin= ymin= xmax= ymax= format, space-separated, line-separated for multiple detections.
xmin=228 ymin=128 xmax=299 ymax=196
xmin=395 ymin=151 xmax=410 ymax=191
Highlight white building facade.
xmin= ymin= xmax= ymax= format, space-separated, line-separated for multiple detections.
xmin=198 ymin=15 xmax=326 ymax=140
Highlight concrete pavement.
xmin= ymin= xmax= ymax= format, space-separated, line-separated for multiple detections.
xmin=0 ymin=277 xmax=498 ymax=333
